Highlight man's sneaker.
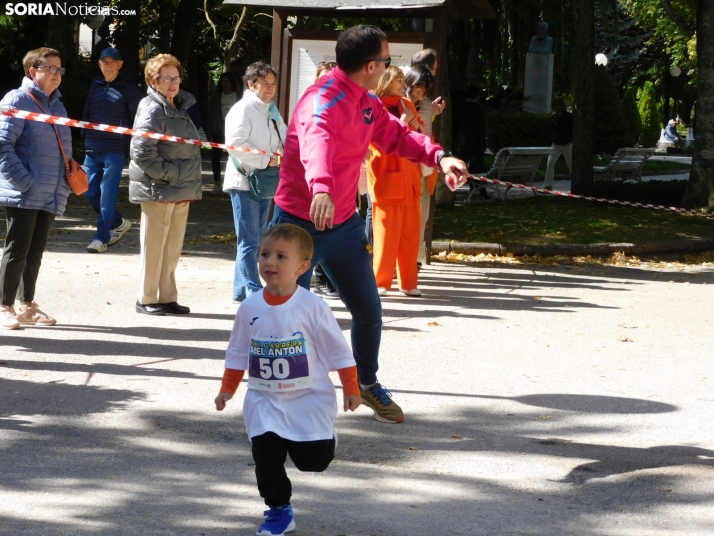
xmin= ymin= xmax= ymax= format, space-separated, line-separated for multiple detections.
xmin=360 ymin=383 xmax=404 ymax=423
xmin=1 ymin=305 xmax=20 ymax=330
xmin=256 ymin=504 xmax=295 ymax=536
xmin=211 ymin=182 xmax=223 ymax=196
xmin=16 ymin=302 xmax=56 ymax=326
xmin=314 ymin=280 xmax=340 ymax=300
xmin=377 ymin=287 xmax=387 ymax=297
xmin=87 ymin=239 xmax=107 ymax=253
xmin=107 ymin=218 xmax=131 ymax=246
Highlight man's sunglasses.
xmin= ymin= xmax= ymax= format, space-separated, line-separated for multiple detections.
xmin=372 ymin=57 xmax=392 ymax=68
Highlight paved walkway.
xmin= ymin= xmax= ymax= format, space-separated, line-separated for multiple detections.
xmin=2 ymin=167 xmax=714 ymax=535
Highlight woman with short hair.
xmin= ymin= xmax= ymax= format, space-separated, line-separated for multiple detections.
xmin=129 ymin=53 xmax=202 ymax=316
xmin=224 ymin=61 xmax=287 ymax=302
xmin=0 ymin=47 xmax=72 ymax=329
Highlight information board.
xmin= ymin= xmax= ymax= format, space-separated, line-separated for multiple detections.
xmin=287 ymin=39 xmax=425 ymax=121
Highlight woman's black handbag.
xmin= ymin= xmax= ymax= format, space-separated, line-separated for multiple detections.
xmin=248 ymin=166 xmax=281 ymax=199
xmin=231 ymin=119 xmax=283 ymax=200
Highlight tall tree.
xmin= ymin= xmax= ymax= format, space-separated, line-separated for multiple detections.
xmin=638 ymin=81 xmax=661 ymax=147
xmin=203 ymin=0 xmax=249 ymax=73
xmin=571 ymin=0 xmax=595 ymax=194
xmin=593 ymin=65 xmax=633 ymax=153
xmin=622 ymin=87 xmax=642 ymax=144
xmin=681 ymin=1 xmax=713 ymax=208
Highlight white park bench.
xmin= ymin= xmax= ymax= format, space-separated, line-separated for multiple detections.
xmin=466 ymin=146 xmax=556 ymax=202
xmin=593 ymin=147 xmax=655 ymax=182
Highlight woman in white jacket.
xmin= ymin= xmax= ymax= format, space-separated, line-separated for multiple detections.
xmin=224 ymin=62 xmax=287 ymax=302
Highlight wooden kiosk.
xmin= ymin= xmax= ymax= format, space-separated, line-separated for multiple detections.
xmin=223 ymin=0 xmax=495 ymax=259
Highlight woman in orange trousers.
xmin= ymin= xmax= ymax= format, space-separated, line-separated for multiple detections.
xmin=367 ymin=66 xmax=424 ymax=297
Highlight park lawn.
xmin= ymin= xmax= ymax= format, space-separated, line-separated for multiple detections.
xmin=480 ymin=155 xmax=691 ymax=176
xmin=432 ymin=196 xmax=714 ymax=244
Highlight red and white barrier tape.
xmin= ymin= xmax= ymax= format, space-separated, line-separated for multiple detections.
xmin=466 ymin=175 xmax=712 ymax=219
xmin=0 ymin=105 xmax=282 ymax=158
xmin=2 ymin=105 xmax=707 ymax=219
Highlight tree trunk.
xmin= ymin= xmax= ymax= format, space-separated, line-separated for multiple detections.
xmin=169 ymin=0 xmax=200 ymax=67
xmin=681 ymin=0 xmax=714 ymax=209
xmin=571 ymin=0 xmax=595 ymax=195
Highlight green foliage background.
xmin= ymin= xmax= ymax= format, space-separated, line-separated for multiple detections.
xmin=621 ymin=87 xmax=642 ymax=145
xmin=593 ymin=65 xmax=633 ymax=154
xmin=638 ymin=81 xmax=662 ymax=147
xmin=485 ymin=112 xmax=551 ymax=152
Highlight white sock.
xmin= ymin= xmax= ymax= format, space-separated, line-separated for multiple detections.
xmin=360 ymin=382 xmax=377 ymax=391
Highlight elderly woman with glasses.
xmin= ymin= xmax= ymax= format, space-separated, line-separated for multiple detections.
xmin=0 ymin=47 xmax=71 ymax=330
xmin=129 ymin=53 xmax=202 ymax=316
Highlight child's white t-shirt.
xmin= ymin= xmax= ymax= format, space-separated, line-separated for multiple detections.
xmin=225 ymin=286 xmax=355 ymax=442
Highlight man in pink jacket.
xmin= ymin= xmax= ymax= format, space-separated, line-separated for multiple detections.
xmin=272 ymin=25 xmax=468 ymax=424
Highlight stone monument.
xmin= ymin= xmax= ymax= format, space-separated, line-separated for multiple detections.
xmin=523 ymin=21 xmax=554 ymax=114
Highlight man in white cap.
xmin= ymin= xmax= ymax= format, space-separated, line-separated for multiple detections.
xmin=664 ymin=119 xmax=684 ymax=147
xmin=82 ymin=47 xmax=143 ymax=253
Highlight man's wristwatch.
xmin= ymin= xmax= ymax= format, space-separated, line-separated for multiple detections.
xmin=437 ymin=150 xmax=453 ymax=166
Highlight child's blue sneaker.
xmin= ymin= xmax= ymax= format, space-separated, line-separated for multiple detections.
xmin=256 ymin=504 xmax=295 ymax=536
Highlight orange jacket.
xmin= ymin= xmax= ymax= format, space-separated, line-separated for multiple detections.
xmin=366 ymin=96 xmax=423 ymax=205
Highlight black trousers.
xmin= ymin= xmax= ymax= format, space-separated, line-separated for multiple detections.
xmin=211 ymin=133 xmax=225 ymax=183
xmin=251 ymin=431 xmax=335 ymax=508
xmin=1 ymin=207 xmax=55 ymax=306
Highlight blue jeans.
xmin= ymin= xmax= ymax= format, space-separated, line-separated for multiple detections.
xmin=83 ymin=152 xmax=125 ymax=243
xmin=230 ymin=190 xmax=271 ymax=301
xmin=271 ymin=206 xmax=382 ymax=386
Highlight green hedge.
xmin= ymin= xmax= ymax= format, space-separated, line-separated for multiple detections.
xmin=622 ymin=88 xmax=642 ymax=147
xmin=593 ymin=66 xmax=634 ymax=154
xmin=638 ymin=81 xmax=661 ymax=148
xmin=666 ymin=146 xmax=694 ymax=155
xmin=593 ymin=179 xmax=687 ymax=206
xmin=486 ymin=112 xmax=552 ymax=152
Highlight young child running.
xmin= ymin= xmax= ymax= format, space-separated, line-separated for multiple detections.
xmin=215 ymin=223 xmax=361 ymax=536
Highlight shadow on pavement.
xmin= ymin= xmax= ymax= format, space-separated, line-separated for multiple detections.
xmin=0 ymin=388 xmax=710 ymax=535
xmin=2 ymin=334 xmax=226 ymax=360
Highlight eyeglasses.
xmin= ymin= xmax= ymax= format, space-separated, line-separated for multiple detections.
xmin=36 ymin=65 xmax=65 ymax=76
xmin=372 ymin=57 xmax=391 ymax=68
xmin=159 ymin=76 xmax=182 ymax=84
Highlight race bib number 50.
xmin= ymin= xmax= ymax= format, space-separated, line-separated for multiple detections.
xmin=248 ymin=335 xmax=312 ymax=392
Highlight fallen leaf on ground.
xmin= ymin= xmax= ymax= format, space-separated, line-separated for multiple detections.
xmin=452 ymin=434 xmax=463 ymax=439
xmin=427 ymin=321 xmax=442 ymax=327
xmin=618 ymin=336 xmax=633 ymax=342
xmin=540 ymin=415 xmax=554 ymax=420
xmin=433 ymin=250 xmax=714 ymax=269
xmin=409 ymin=446 xmax=421 ymax=450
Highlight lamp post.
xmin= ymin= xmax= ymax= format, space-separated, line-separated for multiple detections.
xmin=595 ymin=53 xmax=608 ymax=66
xmin=669 ymin=65 xmax=682 ymax=128
xmin=84 ymin=15 xmax=105 ymax=63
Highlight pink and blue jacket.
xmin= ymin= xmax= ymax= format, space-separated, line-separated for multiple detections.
xmin=274 ymin=66 xmax=444 ymax=226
